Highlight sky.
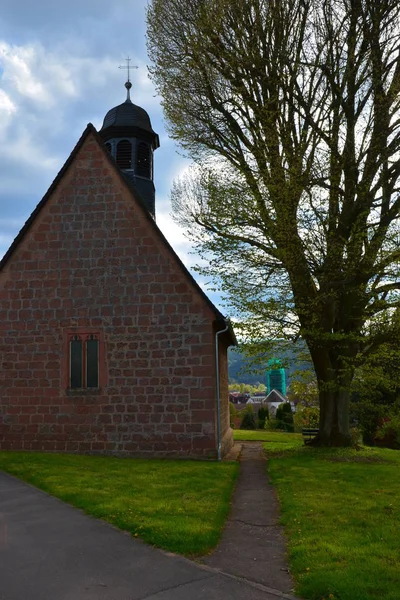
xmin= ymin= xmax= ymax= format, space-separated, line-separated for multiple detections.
xmin=0 ymin=0 xmax=224 ymax=311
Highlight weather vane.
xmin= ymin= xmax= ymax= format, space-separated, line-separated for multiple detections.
xmin=119 ymin=56 xmax=138 ymax=101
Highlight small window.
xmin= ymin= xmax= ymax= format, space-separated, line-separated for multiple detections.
xmin=136 ymin=142 xmax=151 ymax=178
xmin=70 ymin=336 xmax=83 ymax=388
xmin=116 ymin=140 xmax=132 ymax=169
xmin=69 ymin=333 xmax=99 ymax=389
xmin=86 ymin=335 xmax=99 ymax=388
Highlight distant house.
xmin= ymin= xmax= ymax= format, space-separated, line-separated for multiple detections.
xmin=265 ymin=389 xmax=291 ymax=416
xmin=229 ymin=392 xmax=249 ymax=404
xmin=0 ymin=83 xmax=237 ymax=459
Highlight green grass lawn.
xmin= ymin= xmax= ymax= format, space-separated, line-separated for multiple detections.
xmin=0 ymin=451 xmax=238 ymax=557
xmin=234 ymin=429 xmax=304 ymax=446
xmin=264 ymin=438 xmax=400 ymax=600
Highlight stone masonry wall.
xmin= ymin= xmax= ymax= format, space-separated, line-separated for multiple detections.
xmin=0 ymin=132 xmax=222 ymax=458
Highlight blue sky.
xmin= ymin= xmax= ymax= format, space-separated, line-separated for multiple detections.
xmin=0 ymin=0 xmax=224 ymax=310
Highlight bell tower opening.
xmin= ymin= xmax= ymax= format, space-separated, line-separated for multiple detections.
xmin=116 ymin=140 xmax=132 ymax=169
xmin=136 ymin=142 xmax=151 ymax=178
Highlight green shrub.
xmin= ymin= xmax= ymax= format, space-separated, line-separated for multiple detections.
xmin=244 ymin=403 xmax=254 ymax=414
xmin=265 ymin=418 xmax=281 ymax=430
xmin=351 ymin=401 xmax=388 ymax=445
xmin=275 ymin=402 xmax=294 ymax=432
xmin=350 ymin=426 xmax=362 ymax=447
xmin=257 ymin=405 xmax=269 ymax=429
xmin=229 ymin=402 xmax=237 ymax=428
xmin=293 ymin=405 xmax=320 ymax=432
xmin=375 ymin=413 xmax=400 ymax=449
xmin=240 ymin=410 xmax=256 ymax=430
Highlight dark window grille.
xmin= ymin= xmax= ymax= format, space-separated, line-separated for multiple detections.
xmin=136 ymin=142 xmax=151 ymax=178
xmin=86 ymin=335 xmax=99 ymax=388
xmin=116 ymin=140 xmax=132 ymax=168
xmin=70 ymin=336 xmax=83 ymax=388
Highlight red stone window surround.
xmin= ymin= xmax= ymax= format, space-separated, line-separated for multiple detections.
xmin=62 ymin=329 xmax=106 ymax=393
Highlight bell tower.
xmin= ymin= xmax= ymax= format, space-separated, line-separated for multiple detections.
xmin=99 ymin=61 xmax=160 ymax=218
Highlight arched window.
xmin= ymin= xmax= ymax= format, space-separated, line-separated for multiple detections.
xmin=105 ymin=142 xmax=112 ymax=154
xmin=116 ymin=140 xmax=132 ymax=169
xmin=136 ymin=142 xmax=151 ymax=178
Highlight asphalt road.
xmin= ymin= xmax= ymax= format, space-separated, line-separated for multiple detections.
xmin=0 ymin=471 xmax=297 ymax=600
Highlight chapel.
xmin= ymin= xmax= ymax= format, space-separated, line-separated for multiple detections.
xmin=0 ymin=78 xmax=236 ymax=459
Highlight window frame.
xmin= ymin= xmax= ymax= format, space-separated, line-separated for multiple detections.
xmin=63 ymin=329 xmax=106 ymax=392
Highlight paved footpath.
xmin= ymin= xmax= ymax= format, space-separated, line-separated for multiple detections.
xmin=0 ymin=446 xmax=300 ymax=600
xmin=205 ymin=442 xmax=298 ymax=597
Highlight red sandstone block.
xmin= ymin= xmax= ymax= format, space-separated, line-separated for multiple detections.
xmin=122 ymin=443 xmax=139 ymax=452
xmin=186 ymin=424 xmax=203 ymax=433
xmin=166 ymin=405 xmax=184 ymax=413
xmin=41 ymin=441 xmax=56 ymax=450
xmin=98 ymin=415 xmax=112 ymax=424
xmin=31 ymin=415 xmax=44 ymax=424
xmin=163 ymin=414 xmax=176 ymax=423
xmin=190 ymin=401 xmax=205 ymax=409
xmin=19 ymin=415 xmax=32 ymax=424
xmin=92 ymin=442 xmax=106 ymax=451
xmin=192 ymin=437 xmax=214 ymax=449
xmin=54 ymin=441 xmax=67 ymax=452
xmin=191 ymin=410 xmax=214 ymax=422
xmin=137 ymin=414 xmax=150 ymax=423
xmin=171 ymin=424 xmax=185 ymax=433
xmin=78 ymin=442 xmax=91 ymax=452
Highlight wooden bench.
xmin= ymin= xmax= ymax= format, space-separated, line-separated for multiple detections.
xmin=302 ymin=428 xmax=319 ymax=441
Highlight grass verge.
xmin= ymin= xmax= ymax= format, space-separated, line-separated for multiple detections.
xmin=0 ymin=451 xmax=238 ymax=557
xmin=234 ymin=429 xmax=304 ymax=446
xmin=265 ymin=439 xmax=400 ymax=600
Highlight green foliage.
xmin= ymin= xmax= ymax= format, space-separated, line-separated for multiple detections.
xmin=349 ymin=426 xmax=362 ymax=448
xmin=351 ymin=400 xmax=389 ymax=446
xmin=352 ymin=341 xmax=400 ymax=408
xmin=240 ymin=410 xmax=256 ymax=430
xmin=288 ymin=372 xmax=318 ymax=408
xmin=229 ymin=382 xmax=266 ymax=395
xmin=147 ymin=0 xmax=400 ymax=446
xmin=257 ymin=405 xmax=270 ymax=429
xmin=275 ymin=402 xmax=294 ymax=432
xmin=229 ymin=402 xmax=236 ymax=428
xmin=375 ymin=414 xmax=400 ymax=449
xmin=265 ymin=418 xmax=283 ymax=430
xmin=293 ymin=405 xmax=320 ymax=432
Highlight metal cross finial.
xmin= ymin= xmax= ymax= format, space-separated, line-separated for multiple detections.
xmin=119 ymin=56 xmax=138 ymax=101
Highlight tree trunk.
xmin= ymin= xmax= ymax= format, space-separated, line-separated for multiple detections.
xmin=307 ymin=386 xmax=352 ymax=446
xmin=307 ymin=348 xmax=354 ymax=447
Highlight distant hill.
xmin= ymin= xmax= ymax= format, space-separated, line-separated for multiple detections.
xmin=228 ymin=343 xmax=313 ymax=388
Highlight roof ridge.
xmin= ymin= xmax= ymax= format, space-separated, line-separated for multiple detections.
xmin=0 ymin=123 xmax=236 ymax=345
xmin=0 ymin=123 xmax=96 ymax=273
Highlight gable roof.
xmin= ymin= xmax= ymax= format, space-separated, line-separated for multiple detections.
xmin=266 ymin=389 xmax=288 ymax=404
xmin=0 ymin=123 xmax=236 ymax=346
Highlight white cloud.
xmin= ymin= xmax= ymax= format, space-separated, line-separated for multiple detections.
xmin=0 ymin=1 xmax=214 ymax=306
xmin=0 ymin=88 xmax=16 ymax=114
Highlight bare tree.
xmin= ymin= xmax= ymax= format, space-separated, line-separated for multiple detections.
xmin=147 ymin=0 xmax=400 ymax=445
